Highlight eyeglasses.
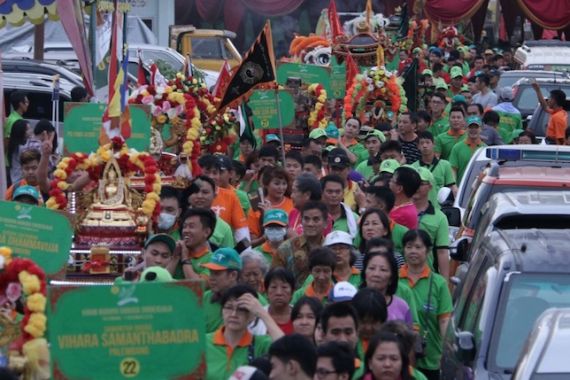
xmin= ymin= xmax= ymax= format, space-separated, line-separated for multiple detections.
xmin=222 ymin=305 xmax=249 ymax=315
xmin=315 ymin=368 xmax=337 ymax=378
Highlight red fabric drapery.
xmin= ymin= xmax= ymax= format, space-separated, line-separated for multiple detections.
xmin=239 ymin=0 xmax=306 ymax=16
xmin=224 ymin=0 xmax=246 ymax=33
xmin=423 ymin=0 xmax=487 ymax=24
xmin=517 ymin=0 xmax=570 ymax=30
xmin=196 ymin=0 xmax=223 ymax=22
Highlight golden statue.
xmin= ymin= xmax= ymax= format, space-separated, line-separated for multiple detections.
xmin=81 ymin=158 xmax=136 ymax=228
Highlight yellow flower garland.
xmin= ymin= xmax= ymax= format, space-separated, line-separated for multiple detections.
xmin=308 ymin=83 xmax=328 ymax=130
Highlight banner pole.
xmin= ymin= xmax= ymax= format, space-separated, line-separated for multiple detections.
xmin=274 ymin=88 xmax=287 ymax=164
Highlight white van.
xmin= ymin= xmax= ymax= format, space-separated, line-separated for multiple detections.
xmin=514 ymin=40 xmax=570 ymax=72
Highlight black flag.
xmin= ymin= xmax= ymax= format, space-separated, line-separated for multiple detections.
xmin=218 ymin=21 xmax=276 ymax=110
xmin=402 ymin=57 xmax=419 ymax=113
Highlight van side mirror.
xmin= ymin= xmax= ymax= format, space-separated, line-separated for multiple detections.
xmin=450 ymin=237 xmax=471 ymax=262
xmin=456 ymin=331 xmax=476 ymax=364
xmin=441 ymin=206 xmax=461 ymax=227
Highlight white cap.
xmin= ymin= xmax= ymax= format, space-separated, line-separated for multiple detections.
xmin=323 ymin=230 xmax=353 ymax=247
xmin=329 ymin=281 xmax=358 ymax=302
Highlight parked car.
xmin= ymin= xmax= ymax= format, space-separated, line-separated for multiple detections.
xmin=453 ymin=145 xmax=570 ymax=220
xmin=513 ymin=308 xmax=570 ymax=380
xmin=2 ymin=58 xmax=84 ymax=87
xmin=527 ymin=99 xmax=570 ymax=138
xmin=514 ymin=40 xmax=570 ymax=72
xmin=442 ymin=228 xmax=570 ymax=379
xmin=452 ymin=191 xmax=570 ymax=298
xmin=511 ymin=77 xmax=570 ymax=118
xmin=496 ymin=70 xmax=568 ymax=90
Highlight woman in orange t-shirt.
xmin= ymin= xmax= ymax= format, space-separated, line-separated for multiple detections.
xmin=248 ymin=166 xmax=294 ymax=247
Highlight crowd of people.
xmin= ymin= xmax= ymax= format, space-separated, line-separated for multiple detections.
xmin=2 ymin=40 xmax=569 ymax=380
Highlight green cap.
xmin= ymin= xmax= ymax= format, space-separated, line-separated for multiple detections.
xmin=364 ymin=129 xmax=386 ymax=143
xmin=325 ymin=122 xmax=339 ymax=139
xmin=144 ymin=233 xmax=176 ymax=254
xmin=202 ymin=248 xmax=242 ymax=271
xmin=263 ymin=209 xmax=288 ymax=227
xmin=452 ymin=94 xmax=466 ymax=103
xmin=450 ymin=66 xmax=463 ymax=78
xmin=434 ymin=78 xmax=448 ymax=90
xmin=12 ymin=185 xmax=40 ymax=202
xmin=309 ymin=128 xmax=327 ymax=140
xmin=466 ymin=116 xmax=482 ymax=127
xmin=415 ymin=166 xmax=435 ymax=185
xmin=421 ymin=69 xmax=433 ymax=77
xmin=140 ymin=266 xmax=173 ymax=282
xmin=380 ymin=159 xmax=400 ymax=174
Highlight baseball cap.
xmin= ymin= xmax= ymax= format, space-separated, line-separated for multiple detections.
xmin=489 ymin=69 xmax=501 ymax=77
xmin=329 ymin=281 xmax=358 ymax=303
xmin=144 ymin=233 xmax=176 ymax=254
xmin=215 ymin=154 xmax=233 ymax=171
xmin=450 ymin=66 xmax=463 ymax=79
xmin=484 ymin=49 xmax=494 ymax=55
xmin=466 ymin=115 xmax=482 ymax=127
xmin=452 ymin=94 xmax=466 ymax=103
xmin=140 ymin=266 xmax=173 ymax=282
xmin=202 ymin=247 xmax=242 ymax=271
xmin=380 ymin=159 xmax=400 ymax=174
xmin=323 ymin=230 xmax=353 ymax=247
xmin=430 ymin=47 xmax=443 ymax=57
xmin=499 ymin=86 xmax=514 ymax=102
xmin=12 ymin=185 xmax=40 ymax=202
xmin=325 ymin=122 xmax=340 ymax=139
xmin=421 ymin=69 xmax=433 ymax=77
xmin=266 ymin=134 xmax=281 ymax=144
xmin=263 ymin=209 xmax=288 ymax=227
xmin=230 ymin=366 xmax=268 ymax=380
xmin=415 ymin=166 xmax=435 ymax=185
xmin=328 ymin=148 xmax=350 ymax=168
xmin=309 ymin=128 xmax=327 ymax=140
xmin=364 ymin=129 xmax=386 ymax=143
xmin=435 ymin=79 xmax=448 ymax=90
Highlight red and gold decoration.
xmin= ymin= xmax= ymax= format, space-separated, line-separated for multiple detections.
xmin=200 ymin=112 xmax=238 ymax=154
xmin=308 ymin=83 xmax=328 ymax=130
xmin=0 ymin=246 xmax=49 ymax=379
xmin=46 ymin=137 xmax=161 ymax=220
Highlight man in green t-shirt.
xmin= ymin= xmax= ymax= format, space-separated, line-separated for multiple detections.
xmin=154 ymin=186 xmax=182 ymax=240
xmin=355 ymin=129 xmax=385 ymax=181
xmin=201 ymin=247 xmax=242 ymax=333
xmin=449 ymin=116 xmax=487 ymax=183
xmin=435 ymin=106 xmax=467 ymax=160
xmin=173 ymin=208 xmax=216 ymax=280
xmin=122 ymin=233 xmax=177 ymax=281
xmin=413 ymin=167 xmax=450 ymax=280
xmin=493 ymin=88 xmax=523 ymax=144
xmin=4 ymin=91 xmax=28 ymax=151
xmin=411 ymin=131 xmax=457 ymax=208
xmin=428 ymin=94 xmax=449 ymax=137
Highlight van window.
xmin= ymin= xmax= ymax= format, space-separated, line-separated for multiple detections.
xmin=491 ymin=273 xmax=570 ymax=371
xmin=4 ymin=89 xmax=68 ymax=122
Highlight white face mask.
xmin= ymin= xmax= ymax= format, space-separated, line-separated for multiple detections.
xmin=157 ymin=212 xmax=177 ymax=230
xmin=265 ymin=227 xmax=287 ymax=242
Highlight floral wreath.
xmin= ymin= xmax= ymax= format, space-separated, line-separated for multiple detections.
xmin=343 ymin=66 xmax=407 ymax=121
xmin=0 ymin=247 xmax=49 ymax=378
xmin=46 ymin=137 xmax=162 ymax=219
xmin=200 ymin=112 xmax=238 ymax=154
xmin=308 ymin=83 xmax=328 ymax=130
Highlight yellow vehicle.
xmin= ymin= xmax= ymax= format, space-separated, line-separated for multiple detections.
xmin=169 ymin=25 xmax=242 ymax=72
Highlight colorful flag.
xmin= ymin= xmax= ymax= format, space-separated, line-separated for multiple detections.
xmin=218 ymin=21 xmax=276 ymax=111
xmin=120 ymin=48 xmax=132 ymax=139
xmin=345 ymin=53 xmax=359 ymax=92
xmin=212 ymin=60 xmax=231 ymax=99
xmin=150 ymin=63 xmax=167 ymax=87
xmin=99 ymin=2 xmax=121 ymax=145
xmin=328 ymin=0 xmax=343 ymax=40
xmin=56 ymin=0 xmax=94 ymax=96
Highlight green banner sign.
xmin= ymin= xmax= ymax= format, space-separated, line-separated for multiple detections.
xmin=330 ymin=56 xmax=347 ymax=99
xmin=49 ymin=281 xmax=205 ymax=379
xmin=0 ymin=201 xmax=71 ymax=277
xmin=277 ymin=62 xmax=332 ymax=94
xmin=63 ymin=103 xmax=151 ymax=153
xmin=248 ymin=90 xmax=295 ymax=129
